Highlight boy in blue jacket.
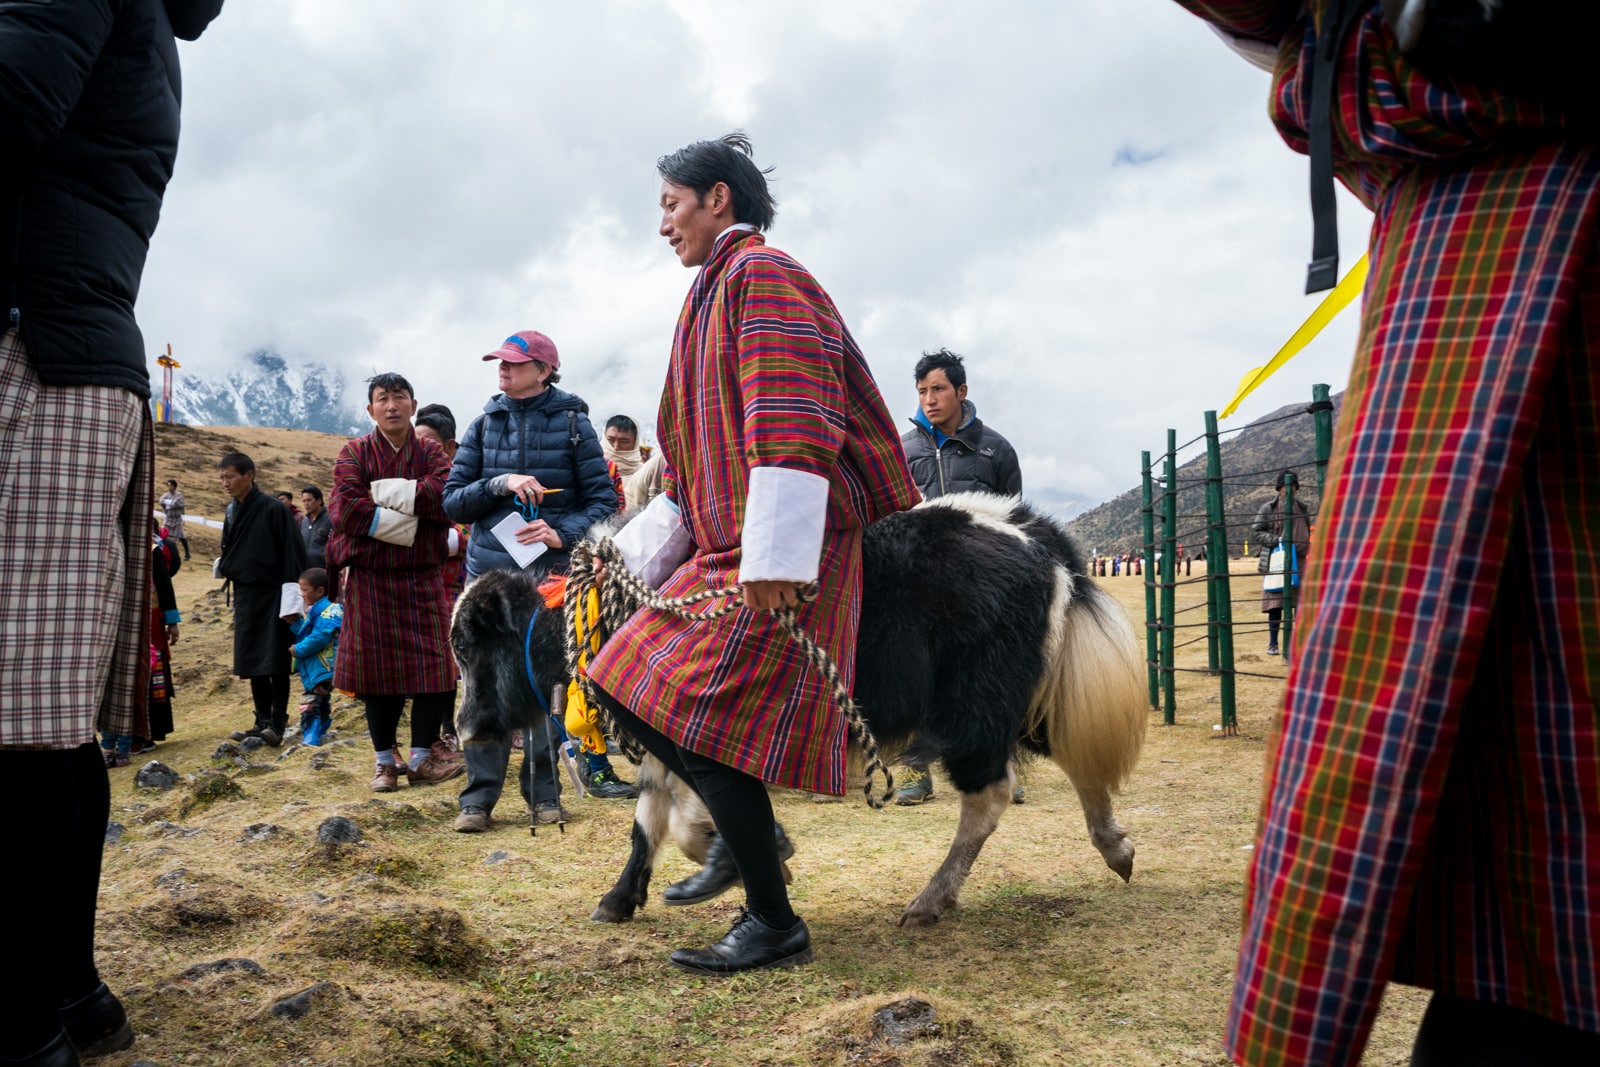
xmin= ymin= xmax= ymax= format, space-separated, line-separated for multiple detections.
xmin=290 ymin=568 xmax=342 ymax=745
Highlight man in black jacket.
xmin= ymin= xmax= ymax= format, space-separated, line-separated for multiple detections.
xmin=218 ymin=452 xmax=306 ymax=748
xmin=0 ymin=3 xmax=225 ymax=1064
xmin=896 ymin=348 xmax=1025 ymax=805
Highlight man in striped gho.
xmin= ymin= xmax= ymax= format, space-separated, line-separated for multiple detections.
xmin=585 ymin=133 xmax=920 ymax=974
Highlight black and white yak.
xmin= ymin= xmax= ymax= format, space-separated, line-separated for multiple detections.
xmin=449 ymin=492 xmax=1149 ymax=927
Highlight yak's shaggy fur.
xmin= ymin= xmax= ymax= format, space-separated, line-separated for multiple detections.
xmin=450 ymin=492 xmax=1148 ymax=927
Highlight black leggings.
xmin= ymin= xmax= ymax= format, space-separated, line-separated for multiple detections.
xmin=595 ymin=687 xmax=795 ymax=929
xmin=0 ymin=743 xmax=108 ymax=1055
xmin=1412 ymin=993 xmax=1600 ymax=1065
xmin=249 ymin=673 xmax=290 ymax=732
xmin=363 ymin=691 xmax=455 ymax=754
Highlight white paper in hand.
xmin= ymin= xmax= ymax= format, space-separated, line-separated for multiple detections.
xmin=490 ymin=511 xmax=549 ymax=569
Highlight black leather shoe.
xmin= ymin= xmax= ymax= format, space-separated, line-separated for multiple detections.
xmin=668 ymin=909 xmax=812 ymax=974
xmin=663 ymin=824 xmax=795 ymax=906
xmin=59 ymin=982 xmax=133 ymax=1058
xmin=3 ymin=1030 xmax=81 ymax=1067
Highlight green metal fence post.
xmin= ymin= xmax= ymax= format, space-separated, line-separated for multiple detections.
xmin=1311 ymin=382 xmax=1334 ymax=494
xmin=1141 ymin=451 xmax=1159 ymax=710
xmin=1204 ymin=411 xmax=1237 ymax=733
xmin=1161 ymin=430 xmax=1177 ymax=725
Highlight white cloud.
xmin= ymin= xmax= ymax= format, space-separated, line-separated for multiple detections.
xmin=138 ymin=0 xmax=1372 ymax=503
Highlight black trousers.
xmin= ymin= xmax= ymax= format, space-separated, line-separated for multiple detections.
xmin=362 ymin=691 xmax=455 ymax=754
xmin=0 ymin=743 xmax=108 ymax=1055
xmin=1411 ymin=993 xmax=1600 ymax=1065
xmin=248 ymin=673 xmax=290 ymax=733
xmin=594 ymin=686 xmax=795 ymax=929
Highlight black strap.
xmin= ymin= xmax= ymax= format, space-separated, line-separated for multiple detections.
xmin=1305 ymin=0 xmax=1369 ymax=293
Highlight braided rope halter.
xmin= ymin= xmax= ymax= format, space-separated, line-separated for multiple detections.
xmin=563 ymin=538 xmax=895 ymax=808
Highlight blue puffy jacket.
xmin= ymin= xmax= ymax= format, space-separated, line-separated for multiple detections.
xmin=443 ymin=387 xmax=617 ymax=576
xmin=291 ymin=597 xmax=342 ymax=692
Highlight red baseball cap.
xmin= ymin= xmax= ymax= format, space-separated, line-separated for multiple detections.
xmin=483 ymin=330 xmax=560 ymax=369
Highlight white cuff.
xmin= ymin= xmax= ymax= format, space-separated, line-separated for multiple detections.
xmin=613 ymin=493 xmax=694 ymax=589
xmin=446 ymin=526 xmax=463 ymax=556
xmin=739 ymin=466 xmax=828 ymax=584
xmin=372 ymin=506 xmax=419 ymax=546
xmin=1208 ymin=24 xmax=1279 ymax=73
xmin=279 ymin=582 xmax=304 ymax=620
xmin=371 ymin=478 xmax=418 ymax=515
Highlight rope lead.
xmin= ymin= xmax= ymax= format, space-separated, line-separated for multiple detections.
xmin=564 ymin=538 xmax=895 ymax=809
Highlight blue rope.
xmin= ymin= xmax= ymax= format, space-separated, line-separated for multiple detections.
xmin=522 ymin=602 xmax=551 ymax=717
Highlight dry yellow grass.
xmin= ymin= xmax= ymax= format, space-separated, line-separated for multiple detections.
xmin=93 ymin=426 xmax=1428 ymax=1065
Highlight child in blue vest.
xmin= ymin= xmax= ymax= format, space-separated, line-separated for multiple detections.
xmin=290 ymin=568 xmax=342 ymax=746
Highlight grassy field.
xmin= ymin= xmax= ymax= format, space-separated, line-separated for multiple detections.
xmin=95 ymin=425 xmax=1428 ymax=1066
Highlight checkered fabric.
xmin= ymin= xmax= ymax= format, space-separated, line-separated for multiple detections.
xmin=1174 ymin=4 xmax=1600 ymax=1064
xmin=0 ymin=328 xmax=152 ymax=748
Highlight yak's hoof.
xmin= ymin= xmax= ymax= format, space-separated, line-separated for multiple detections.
xmin=590 ymin=900 xmax=639 ymax=923
xmin=897 ymin=899 xmax=945 ymax=928
xmin=1104 ymin=841 xmax=1136 ymax=883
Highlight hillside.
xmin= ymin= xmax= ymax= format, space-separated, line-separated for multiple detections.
xmin=1064 ymin=392 xmax=1343 ymax=557
xmin=152 ymin=422 xmax=350 ymax=546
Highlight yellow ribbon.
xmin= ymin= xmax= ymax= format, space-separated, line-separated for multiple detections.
xmin=565 ymin=587 xmax=608 ymax=754
xmin=1221 ymin=253 xmax=1368 ymax=418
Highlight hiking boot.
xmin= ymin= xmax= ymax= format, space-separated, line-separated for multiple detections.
xmin=533 ymin=801 xmax=570 ymax=825
xmin=582 ymin=767 xmax=639 ymax=800
xmin=370 ymin=762 xmax=401 ymax=793
xmin=258 ymin=727 xmax=282 ymax=747
xmin=1266 ymin=644 xmax=1280 ymax=656
xmin=668 ymin=908 xmax=812 ymax=975
xmin=895 ymin=766 xmax=934 ymax=805
xmin=430 ymin=739 xmax=465 ymax=766
xmin=228 ymin=727 xmax=262 ymax=742
xmin=102 ymin=750 xmax=130 ymax=769
xmin=60 ymin=981 xmax=134 ymax=1058
xmin=1012 ymin=785 xmax=1026 ymax=804
xmin=407 ymin=752 xmax=465 ymax=786
xmin=454 ymin=806 xmax=492 ymax=833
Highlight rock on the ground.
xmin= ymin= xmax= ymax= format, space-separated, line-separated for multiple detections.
xmin=212 ymin=741 xmax=241 ymax=761
xmin=871 ymin=998 xmax=942 ymax=1045
xmin=316 ymin=816 xmax=363 ymax=845
xmin=180 ymin=958 xmax=267 ymax=981
xmin=483 ymin=850 xmax=510 ymax=865
xmin=264 ymin=981 xmax=342 ymax=1020
xmin=105 ymin=821 xmax=125 ymax=845
xmin=135 ymin=761 xmax=180 ymax=790
xmin=241 ymin=823 xmax=285 ymax=842
xmin=239 ymin=736 xmax=265 ymax=752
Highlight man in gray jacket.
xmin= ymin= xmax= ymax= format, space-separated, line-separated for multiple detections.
xmin=901 ymin=348 xmax=1022 ymax=500
xmin=896 ymin=348 xmax=1023 ymax=805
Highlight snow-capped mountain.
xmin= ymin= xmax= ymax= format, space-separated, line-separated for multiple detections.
xmin=161 ymin=350 xmax=365 ymax=435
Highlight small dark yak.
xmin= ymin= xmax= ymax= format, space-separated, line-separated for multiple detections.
xmin=450 ymin=492 xmax=1148 ymax=927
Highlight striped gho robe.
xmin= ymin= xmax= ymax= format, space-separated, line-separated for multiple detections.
xmin=1176 ymin=3 xmax=1600 ymax=1065
xmin=587 ymin=227 xmax=920 ymax=795
xmin=327 ymin=428 xmax=458 ymax=696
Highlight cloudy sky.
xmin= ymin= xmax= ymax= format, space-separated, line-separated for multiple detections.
xmin=138 ymin=0 xmax=1373 ymax=507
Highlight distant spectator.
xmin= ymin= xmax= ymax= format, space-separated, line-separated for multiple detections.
xmin=276 ymin=490 xmax=303 ymax=523
xmin=218 ymin=452 xmax=306 ymax=747
xmin=160 ymin=479 xmax=191 ymax=560
xmin=415 ymin=402 xmax=468 ymax=748
xmin=601 ymin=414 xmax=652 ymax=512
xmin=328 ymin=373 xmax=462 ymax=793
xmin=1252 ymin=470 xmax=1311 ymax=657
xmin=289 ymin=568 xmax=341 ymax=747
xmin=897 ymin=347 xmax=1024 ymax=806
xmin=299 ymin=485 xmax=331 ymax=570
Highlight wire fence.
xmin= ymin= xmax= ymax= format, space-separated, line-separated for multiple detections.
xmin=1093 ymin=383 xmax=1336 ymax=735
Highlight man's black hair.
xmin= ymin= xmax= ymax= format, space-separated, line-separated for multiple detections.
xmin=605 ymin=415 xmax=638 ymax=437
xmin=1275 ymin=470 xmax=1299 ymax=491
xmin=218 ymin=451 xmax=255 ymax=475
xmin=657 ymin=131 xmax=777 ymax=231
xmin=165 ymin=478 xmax=177 ymax=488
xmin=301 ymin=485 xmax=323 ymax=502
xmin=366 ymin=372 xmax=415 ymax=403
xmin=415 ymin=403 xmax=456 ymax=443
xmin=913 ymin=348 xmax=967 ymax=391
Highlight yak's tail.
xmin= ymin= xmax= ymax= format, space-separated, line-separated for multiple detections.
xmin=1025 ymin=567 xmax=1148 ymax=791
